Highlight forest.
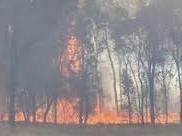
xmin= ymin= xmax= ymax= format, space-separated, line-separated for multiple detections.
xmin=0 ymin=0 xmax=182 ymax=126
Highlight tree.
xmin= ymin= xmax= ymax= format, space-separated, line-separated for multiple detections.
xmin=0 ymin=0 xmax=79 ymax=125
xmin=121 ymin=67 xmax=134 ymax=124
xmin=8 ymin=24 xmax=16 ymax=126
xmin=171 ymin=31 xmax=182 ymax=123
xmin=104 ymin=26 xmax=119 ymax=114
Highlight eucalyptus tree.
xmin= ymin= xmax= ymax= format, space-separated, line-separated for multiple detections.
xmin=112 ymin=0 xmax=182 ymax=124
xmin=77 ymin=0 xmax=128 ymax=114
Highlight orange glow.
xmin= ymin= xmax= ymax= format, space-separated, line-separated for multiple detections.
xmin=0 ymin=28 xmax=179 ymax=125
xmin=0 ymin=99 xmax=180 ymax=124
xmin=59 ymin=32 xmax=81 ymax=77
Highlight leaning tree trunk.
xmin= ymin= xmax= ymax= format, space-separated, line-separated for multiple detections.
xmin=105 ymin=29 xmax=119 ymax=114
xmin=128 ymin=59 xmax=141 ymax=123
xmin=43 ymin=97 xmax=53 ymax=123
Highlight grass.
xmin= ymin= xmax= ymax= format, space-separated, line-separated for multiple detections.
xmin=0 ymin=122 xmax=182 ymax=136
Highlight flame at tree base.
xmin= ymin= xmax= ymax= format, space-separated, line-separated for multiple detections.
xmin=0 ymin=29 xmax=179 ymax=125
xmin=0 ymin=35 xmax=180 ymax=125
xmin=0 ymin=99 xmax=180 ymax=124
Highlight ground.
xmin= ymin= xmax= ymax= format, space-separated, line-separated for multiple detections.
xmin=0 ymin=123 xmax=182 ymax=136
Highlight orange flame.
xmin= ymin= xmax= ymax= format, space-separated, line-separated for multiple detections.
xmin=0 ymin=99 xmax=180 ymax=124
xmin=0 ymin=29 xmax=179 ymax=125
xmin=59 ymin=32 xmax=81 ymax=77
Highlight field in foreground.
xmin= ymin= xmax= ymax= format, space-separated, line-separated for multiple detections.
xmin=0 ymin=123 xmax=182 ymax=136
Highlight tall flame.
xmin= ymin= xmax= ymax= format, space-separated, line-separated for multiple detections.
xmin=60 ymin=32 xmax=81 ymax=77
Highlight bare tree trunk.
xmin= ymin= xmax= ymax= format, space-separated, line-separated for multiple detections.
xmin=98 ymin=78 xmax=104 ymax=113
xmin=79 ymin=99 xmax=83 ymax=125
xmin=95 ymin=61 xmax=104 ymax=113
xmin=79 ymin=95 xmax=89 ymax=125
xmin=140 ymin=86 xmax=145 ymax=124
xmin=54 ymin=97 xmax=58 ymax=124
xmin=161 ymin=66 xmax=168 ymax=124
xmin=145 ymin=88 xmax=149 ymax=123
xmin=137 ymin=60 xmax=144 ymax=124
xmin=43 ymin=97 xmax=53 ymax=123
xmin=176 ymin=62 xmax=182 ymax=123
xmin=9 ymin=88 xmax=15 ymax=126
xmin=89 ymin=19 xmax=104 ymax=113
xmin=127 ymin=88 xmax=132 ymax=125
xmin=124 ymin=60 xmax=132 ymax=125
xmin=31 ymin=92 xmax=36 ymax=122
xmin=173 ymin=44 xmax=182 ymax=123
xmin=22 ymin=111 xmax=28 ymax=122
xmin=149 ymin=78 xmax=155 ymax=124
xmin=8 ymin=25 xmax=16 ymax=127
xmin=128 ymin=59 xmax=141 ymax=123
xmin=119 ymin=57 xmax=123 ymax=112
xmin=105 ymin=28 xmax=119 ymax=114
xmin=84 ymin=99 xmax=89 ymax=125
xmin=139 ymin=79 xmax=144 ymax=124
xmin=148 ymin=63 xmax=156 ymax=124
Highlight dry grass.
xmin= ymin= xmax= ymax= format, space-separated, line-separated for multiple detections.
xmin=0 ymin=123 xmax=182 ymax=136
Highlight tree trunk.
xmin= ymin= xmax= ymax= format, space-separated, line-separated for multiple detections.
xmin=95 ymin=61 xmax=104 ymax=113
xmin=124 ymin=61 xmax=132 ymax=125
xmin=137 ymin=60 xmax=144 ymax=124
xmin=140 ymin=85 xmax=144 ymax=124
xmin=8 ymin=25 xmax=16 ymax=127
xmin=145 ymin=88 xmax=149 ymax=123
xmin=9 ymin=88 xmax=15 ymax=126
xmin=54 ymin=97 xmax=58 ymax=124
xmin=127 ymin=88 xmax=132 ymax=125
xmin=79 ymin=99 xmax=83 ymax=125
xmin=161 ymin=67 xmax=168 ymax=124
xmin=173 ymin=45 xmax=182 ymax=123
xmin=84 ymin=99 xmax=89 ymax=125
xmin=176 ymin=63 xmax=182 ymax=123
xmin=148 ymin=64 xmax=156 ymax=124
xmin=105 ymin=29 xmax=119 ymax=114
xmin=119 ymin=57 xmax=123 ymax=112
xmin=128 ymin=59 xmax=141 ymax=123
xmin=43 ymin=97 xmax=53 ymax=123
xmin=22 ymin=111 xmax=28 ymax=122
xmin=32 ymin=93 xmax=36 ymax=122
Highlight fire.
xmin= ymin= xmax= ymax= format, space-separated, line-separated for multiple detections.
xmin=0 ymin=27 xmax=180 ymax=125
xmin=59 ymin=32 xmax=81 ymax=77
xmin=0 ymin=99 xmax=180 ymax=124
